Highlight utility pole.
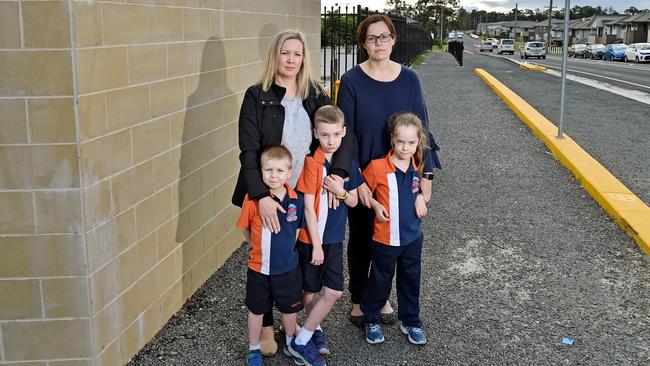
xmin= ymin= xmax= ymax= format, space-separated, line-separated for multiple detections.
xmin=513 ymin=3 xmax=518 ymax=41
xmin=547 ymin=0 xmax=554 ymax=48
xmin=440 ymin=6 xmax=444 ymax=44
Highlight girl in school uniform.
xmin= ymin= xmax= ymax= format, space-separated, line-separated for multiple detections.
xmin=360 ymin=113 xmax=431 ymax=345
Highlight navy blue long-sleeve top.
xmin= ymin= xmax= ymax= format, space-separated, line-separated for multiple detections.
xmin=337 ymin=65 xmax=441 ymax=170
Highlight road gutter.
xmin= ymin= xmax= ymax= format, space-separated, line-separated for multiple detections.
xmin=475 ymin=68 xmax=650 ymax=255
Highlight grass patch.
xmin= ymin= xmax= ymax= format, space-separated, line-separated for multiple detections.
xmin=410 ymin=50 xmax=431 ymax=66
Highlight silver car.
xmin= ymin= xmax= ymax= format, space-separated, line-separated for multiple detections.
xmin=498 ymin=39 xmax=515 ymax=55
xmin=520 ymin=41 xmax=546 ymax=59
xmin=480 ymin=41 xmax=493 ymax=52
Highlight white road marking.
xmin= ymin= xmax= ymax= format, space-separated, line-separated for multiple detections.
xmin=475 ymin=51 xmax=650 ymax=105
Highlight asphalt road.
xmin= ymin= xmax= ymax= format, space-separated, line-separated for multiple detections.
xmin=466 ymin=42 xmax=650 ymax=205
xmin=129 ymin=51 xmax=650 ymax=366
xmin=467 ymin=38 xmax=650 ymax=93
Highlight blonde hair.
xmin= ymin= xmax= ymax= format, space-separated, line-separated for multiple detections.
xmin=261 ymin=144 xmax=293 ymax=168
xmin=314 ymin=105 xmax=344 ymax=127
xmin=260 ymin=29 xmax=318 ymax=100
xmin=388 ymin=113 xmax=428 ymax=175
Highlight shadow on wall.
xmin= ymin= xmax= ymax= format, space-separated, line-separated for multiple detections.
xmin=173 ymin=23 xmax=284 ymax=305
xmin=176 ymin=37 xmax=233 ymax=300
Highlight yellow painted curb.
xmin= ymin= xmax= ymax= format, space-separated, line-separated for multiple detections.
xmin=475 ymin=68 xmax=650 ymax=255
xmin=519 ymin=62 xmax=547 ymax=71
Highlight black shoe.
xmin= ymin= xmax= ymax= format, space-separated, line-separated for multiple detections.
xmin=380 ymin=311 xmax=397 ymax=325
xmin=349 ymin=315 xmax=364 ymax=328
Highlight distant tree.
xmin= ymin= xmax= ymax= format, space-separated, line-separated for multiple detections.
xmin=624 ymin=6 xmax=640 ymax=14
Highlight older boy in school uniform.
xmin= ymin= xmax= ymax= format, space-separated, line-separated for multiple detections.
xmin=289 ymin=105 xmax=363 ymax=365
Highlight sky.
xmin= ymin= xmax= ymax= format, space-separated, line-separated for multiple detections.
xmin=322 ymin=0 xmax=650 ymax=13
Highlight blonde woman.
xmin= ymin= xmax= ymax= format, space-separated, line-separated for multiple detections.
xmin=231 ymin=29 xmax=353 ymax=361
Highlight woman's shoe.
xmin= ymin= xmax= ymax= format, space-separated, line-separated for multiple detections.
xmin=349 ymin=314 xmax=364 ymax=328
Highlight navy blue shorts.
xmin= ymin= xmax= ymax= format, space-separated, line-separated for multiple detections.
xmin=297 ymin=241 xmax=344 ymax=293
xmin=245 ymin=266 xmax=303 ymax=315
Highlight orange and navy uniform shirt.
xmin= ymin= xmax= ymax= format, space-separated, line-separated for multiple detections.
xmin=363 ymin=150 xmax=422 ymax=247
xmin=236 ymin=184 xmax=306 ymax=275
xmin=295 ymin=146 xmax=363 ymax=245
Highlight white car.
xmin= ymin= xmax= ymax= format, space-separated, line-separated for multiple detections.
xmin=486 ymin=38 xmax=499 ymax=49
xmin=470 ymin=33 xmax=480 ymax=39
xmin=497 ymin=39 xmax=515 ymax=55
xmin=480 ymin=41 xmax=493 ymax=52
xmin=624 ymin=43 xmax=650 ymax=63
xmin=520 ymin=41 xmax=546 ymax=59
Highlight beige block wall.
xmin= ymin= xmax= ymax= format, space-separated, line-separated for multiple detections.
xmin=0 ymin=0 xmax=321 ymax=365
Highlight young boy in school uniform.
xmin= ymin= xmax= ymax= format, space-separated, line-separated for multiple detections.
xmin=288 ymin=105 xmax=364 ymax=366
xmin=237 ymin=145 xmax=314 ymax=366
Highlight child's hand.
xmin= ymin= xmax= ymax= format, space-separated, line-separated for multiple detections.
xmin=373 ymin=203 xmax=389 ymax=222
xmin=415 ymin=194 xmax=428 ymax=218
xmin=311 ymin=245 xmax=324 ymax=266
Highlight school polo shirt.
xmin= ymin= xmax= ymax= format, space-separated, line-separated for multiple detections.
xmin=236 ymin=185 xmax=305 ymax=275
xmin=363 ymin=151 xmax=422 ymax=247
xmin=295 ymin=147 xmax=363 ymax=245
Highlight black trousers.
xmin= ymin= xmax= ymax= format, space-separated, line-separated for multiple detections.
xmin=361 ymin=236 xmax=423 ymax=327
xmin=347 ymin=204 xmax=376 ymax=304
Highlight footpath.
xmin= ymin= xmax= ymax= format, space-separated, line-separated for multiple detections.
xmin=129 ymin=51 xmax=650 ymax=366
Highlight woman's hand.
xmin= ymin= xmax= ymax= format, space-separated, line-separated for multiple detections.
xmin=415 ymin=194 xmax=428 ymax=218
xmin=357 ymin=183 xmax=373 ymax=208
xmin=325 ymin=175 xmax=346 ymax=210
xmin=258 ymin=196 xmax=286 ymax=234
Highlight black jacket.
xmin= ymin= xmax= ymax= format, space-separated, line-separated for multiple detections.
xmin=231 ymin=82 xmax=355 ymax=207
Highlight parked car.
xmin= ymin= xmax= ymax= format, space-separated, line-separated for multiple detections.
xmin=603 ymin=43 xmax=627 ymax=61
xmin=585 ymin=44 xmax=606 ymax=59
xmin=457 ymin=32 xmax=464 ymax=39
xmin=497 ymin=39 xmax=515 ymax=55
xmin=470 ymin=33 xmax=480 ymax=39
xmin=568 ymin=44 xmax=587 ymax=58
xmin=520 ymin=41 xmax=546 ymax=59
xmin=480 ymin=41 xmax=493 ymax=52
xmin=624 ymin=43 xmax=650 ymax=63
xmin=486 ymin=38 xmax=499 ymax=49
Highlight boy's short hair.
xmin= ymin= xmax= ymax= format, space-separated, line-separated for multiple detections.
xmin=261 ymin=144 xmax=293 ymax=168
xmin=314 ymin=105 xmax=344 ymax=128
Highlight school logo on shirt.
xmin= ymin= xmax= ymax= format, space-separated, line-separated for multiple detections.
xmin=412 ymin=176 xmax=420 ymax=193
xmin=286 ymin=203 xmax=298 ymax=222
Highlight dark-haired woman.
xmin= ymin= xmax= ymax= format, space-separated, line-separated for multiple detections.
xmin=337 ymin=14 xmax=441 ymax=329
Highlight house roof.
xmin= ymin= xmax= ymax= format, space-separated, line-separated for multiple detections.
xmin=621 ymin=12 xmax=650 ymax=23
xmin=533 ymin=19 xmax=565 ymax=27
xmin=570 ymin=18 xmax=593 ymax=29
xmin=503 ymin=20 xmax=538 ymax=28
xmin=586 ymin=15 xmax=627 ymax=28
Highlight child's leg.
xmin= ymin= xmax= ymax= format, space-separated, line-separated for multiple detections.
xmin=395 ymin=236 xmax=423 ymax=327
xmin=302 ymin=287 xmax=343 ymax=332
xmin=303 ymin=291 xmax=318 ymax=315
xmin=248 ymin=312 xmax=264 ymax=346
xmin=280 ymin=312 xmax=297 ymax=338
xmin=361 ymin=243 xmax=399 ymax=325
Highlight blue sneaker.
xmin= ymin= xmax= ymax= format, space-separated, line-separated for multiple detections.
xmin=365 ymin=323 xmax=385 ymax=344
xmin=247 ymin=349 xmax=263 ymax=366
xmin=312 ymin=329 xmax=330 ymax=355
xmin=400 ymin=323 xmax=427 ymax=345
xmin=283 ymin=345 xmax=305 ymax=365
xmin=288 ymin=338 xmax=326 ymax=366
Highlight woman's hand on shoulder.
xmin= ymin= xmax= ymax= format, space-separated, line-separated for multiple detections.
xmin=258 ymin=196 xmax=286 ymax=234
xmin=357 ymin=183 xmax=373 ymax=208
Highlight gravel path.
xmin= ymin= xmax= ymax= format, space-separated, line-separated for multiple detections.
xmin=129 ymin=51 xmax=650 ymax=366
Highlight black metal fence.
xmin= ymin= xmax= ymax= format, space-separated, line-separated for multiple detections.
xmin=321 ymin=5 xmax=432 ymax=93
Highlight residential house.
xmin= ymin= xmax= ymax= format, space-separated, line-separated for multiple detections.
xmin=568 ymin=17 xmax=594 ymax=44
xmin=533 ymin=19 xmax=565 ymax=43
xmin=604 ymin=15 xmax=629 ymax=42
xmin=505 ymin=20 xmax=538 ymax=41
xmin=586 ymin=15 xmax=628 ymax=44
xmin=621 ymin=12 xmax=650 ymax=43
